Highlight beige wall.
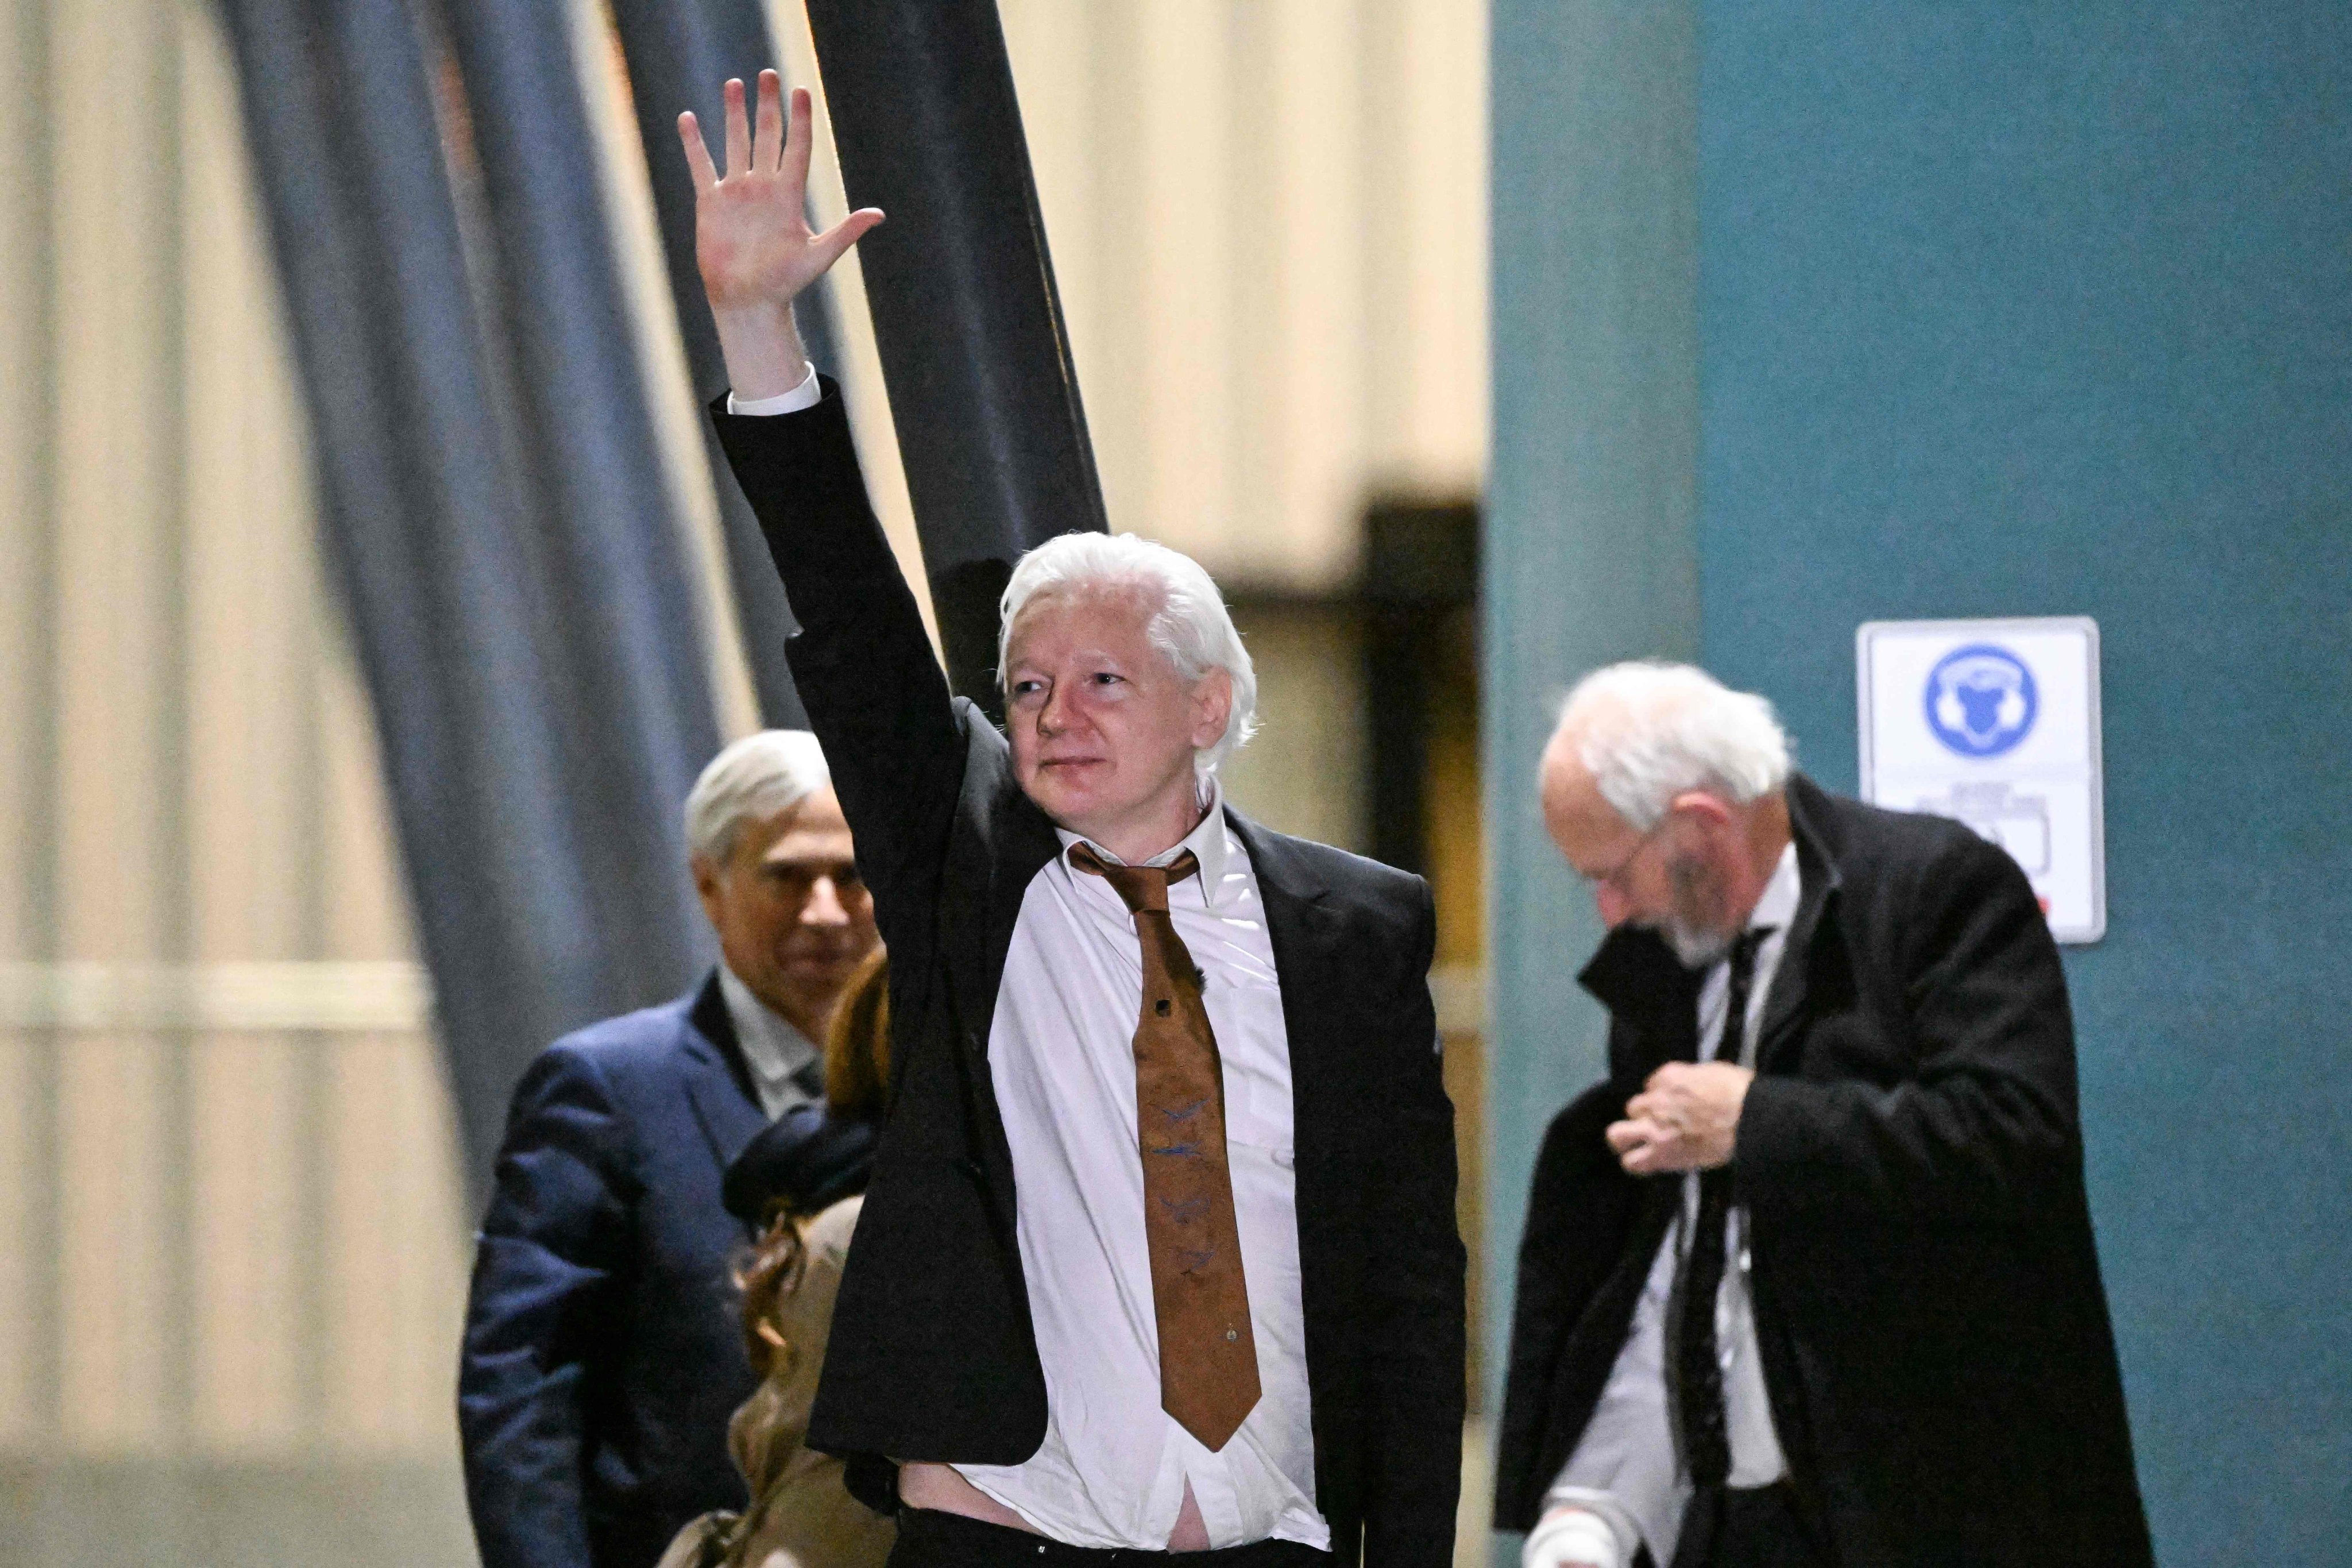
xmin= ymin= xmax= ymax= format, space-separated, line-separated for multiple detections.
xmin=1 ymin=1 xmax=1486 ymax=1561
xmin=997 ymin=0 xmax=1488 ymax=588
xmin=0 ymin=0 xmax=473 ymax=1557
xmin=779 ymin=0 xmax=1489 ymax=841
xmin=777 ymin=0 xmax=1489 ymax=595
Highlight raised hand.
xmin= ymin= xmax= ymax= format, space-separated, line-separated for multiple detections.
xmin=678 ymin=71 xmax=883 ymax=399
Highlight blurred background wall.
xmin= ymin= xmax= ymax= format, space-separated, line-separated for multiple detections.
xmin=1488 ymin=1 xmax=2351 ymax=1563
xmin=0 ymin=0 xmax=474 ymax=1557
xmin=0 ymin=0 xmax=1489 ymax=1562
xmin=1694 ymin=6 xmax=2352 ymax=1559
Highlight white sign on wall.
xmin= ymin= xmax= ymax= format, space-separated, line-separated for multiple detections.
xmin=1856 ymin=616 xmax=2106 ymax=943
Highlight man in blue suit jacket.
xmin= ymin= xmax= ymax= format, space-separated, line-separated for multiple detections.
xmin=459 ymin=731 xmax=880 ymax=1568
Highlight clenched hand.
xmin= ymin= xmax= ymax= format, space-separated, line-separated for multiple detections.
xmin=1606 ymin=1060 xmax=1752 ymax=1175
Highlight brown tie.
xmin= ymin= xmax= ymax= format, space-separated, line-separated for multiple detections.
xmin=1068 ymin=841 xmax=1262 ymax=1451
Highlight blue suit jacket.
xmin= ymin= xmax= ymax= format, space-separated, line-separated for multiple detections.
xmin=459 ymin=971 xmax=810 ymax=1568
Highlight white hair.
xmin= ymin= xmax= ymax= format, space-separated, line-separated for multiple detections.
xmin=684 ymin=729 xmax=832 ymax=863
xmin=1552 ymin=661 xmax=1791 ymax=830
xmin=995 ymin=531 xmax=1258 ymax=774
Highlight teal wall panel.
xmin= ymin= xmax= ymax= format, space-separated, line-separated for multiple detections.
xmin=1697 ymin=3 xmax=2352 ymax=1560
xmin=1484 ymin=0 xmax=1701 ymax=1515
xmin=1491 ymin=1 xmax=2350 ymax=1559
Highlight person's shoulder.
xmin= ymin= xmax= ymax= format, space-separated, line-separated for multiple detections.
xmin=1231 ymin=817 xmax=1432 ymax=976
xmin=531 ymin=985 xmax=706 ymax=1092
xmin=1796 ymin=778 xmax=2037 ymax=937
xmin=1795 ymin=775 xmax=1995 ymax=882
xmin=1235 ymin=816 xmax=1424 ymax=908
xmin=488 ymin=991 xmax=708 ymax=1180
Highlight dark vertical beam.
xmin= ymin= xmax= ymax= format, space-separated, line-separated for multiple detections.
xmin=801 ymin=0 xmax=1106 ymax=719
xmin=1363 ymin=500 xmax=1481 ymax=876
xmin=607 ymin=0 xmax=843 ymax=729
xmin=219 ymin=0 xmax=579 ymax=1200
xmin=433 ymin=0 xmax=723 ymax=974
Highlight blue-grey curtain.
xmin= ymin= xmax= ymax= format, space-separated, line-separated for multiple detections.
xmin=218 ymin=0 xmax=1106 ymax=1197
xmin=607 ymin=0 xmax=848 ymax=729
xmin=216 ymin=0 xmax=723 ymax=1202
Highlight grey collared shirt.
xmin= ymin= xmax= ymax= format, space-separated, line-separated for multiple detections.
xmin=717 ymin=964 xmax=824 ymax=1120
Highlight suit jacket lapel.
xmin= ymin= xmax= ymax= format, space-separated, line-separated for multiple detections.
xmin=1579 ymin=926 xmax=1703 ymax=1073
xmin=939 ymin=710 xmax=1062 ymax=1043
xmin=1226 ymin=813 xmax=1346 ymax=1184
xmin=682 ymin=971 xmax=769 ymax=1174
xmin=1756 ymin=775 xmax=1848 ymax=1072
xmin=939 ymin=710 xmax=1061 ymax=1238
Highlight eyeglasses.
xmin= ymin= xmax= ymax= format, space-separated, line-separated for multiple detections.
xmin=1582 ymin=813 xmax=1674 ymax=898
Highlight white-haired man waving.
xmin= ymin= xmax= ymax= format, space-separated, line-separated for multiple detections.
xmin=677 ymin=73 xmax=1464 ymax=1568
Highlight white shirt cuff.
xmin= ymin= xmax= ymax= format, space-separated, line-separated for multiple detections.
xmin=725 ymin=364 xmax=821 ymax=416
xmin=1523 ymin=1505 xmax=1625 ymax=1568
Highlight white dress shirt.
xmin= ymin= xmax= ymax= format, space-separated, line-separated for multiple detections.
xmin=717 ymin=963 xmax=825 ymax=1120
xmin=1547 ymin=843 xmax=1802 ymax=1568
xmin=729 ymin=379 xmax=1322 ymax=1551
xmin=951 ymin=782 xmax=1326 ymax=1552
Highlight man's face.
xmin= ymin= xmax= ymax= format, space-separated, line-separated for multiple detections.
xmin=693 ymin=786 xmax=879 ymax=1033
xmin=1540 ymin=735 xmax=1743 ymax=967
xmin=1003 ymin=587 xmax=1231 ymax=846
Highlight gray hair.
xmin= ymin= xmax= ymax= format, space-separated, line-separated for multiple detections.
xmin=1553 ymin=661 xmax=1791 ymax=831
xmin=685 ymin=730 xmax=832 ymax=863
xmin=995 ymin=531 xmax=1258 ymax=774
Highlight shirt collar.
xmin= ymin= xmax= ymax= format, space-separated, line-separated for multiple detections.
xmin=1055 ymin=776 xmax=1235 ymax=905
xmin=1748 ymin=840 xmax=1802 ymax=932
xmin=716 ymin=962 xmax=821 ymax=1095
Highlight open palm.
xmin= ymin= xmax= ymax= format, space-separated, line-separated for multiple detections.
xmin=679 ymin=72 xmax=882 ymax=317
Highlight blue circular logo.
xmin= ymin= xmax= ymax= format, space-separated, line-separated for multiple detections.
xmin=1924 ymin=643 xmax=2038 ymax=758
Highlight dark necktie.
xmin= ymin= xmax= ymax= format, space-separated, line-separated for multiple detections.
xmin=1673 ymin=926 xmax=1772 ymax=1490
xmin=787 ymin=1051 xmax=827 ymax=1105
xmin=1067 ymin=842 xmax=1262 ymax=1451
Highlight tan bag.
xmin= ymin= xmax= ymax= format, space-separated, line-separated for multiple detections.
xmin=654 ymin=1511 xmax=736 ymax=1568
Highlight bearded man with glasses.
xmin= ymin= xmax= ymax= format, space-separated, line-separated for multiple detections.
xmin=1496 ymin=662 xmax=2149 ymax=1568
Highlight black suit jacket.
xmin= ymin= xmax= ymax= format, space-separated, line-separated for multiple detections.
xmin=459 ymin=974 xmax=794 ymax=1568
xmin=712 ymin=382 xmax=1466 ymax=1568
xmin=1494 ymin=777 xmax=2150 ymax=1566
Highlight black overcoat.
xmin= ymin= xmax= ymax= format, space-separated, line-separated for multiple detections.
xmin=712 ymin=383 xmax=1467 ymax=1568
xmin=1494 ymin=777 xmax=2150 ymax=1566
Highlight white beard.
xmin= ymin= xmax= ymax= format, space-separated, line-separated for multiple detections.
xmin=1660 ymin=917 xmax=1733 ymax=969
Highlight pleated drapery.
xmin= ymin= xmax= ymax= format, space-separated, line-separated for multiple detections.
xmin=607 ymin=0 xmax=851 ymax=729
xmin=217 ymin=0 xmax=1110 ymax=1198
xmin=216 ymin=0 xmax=730 ymax=1200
